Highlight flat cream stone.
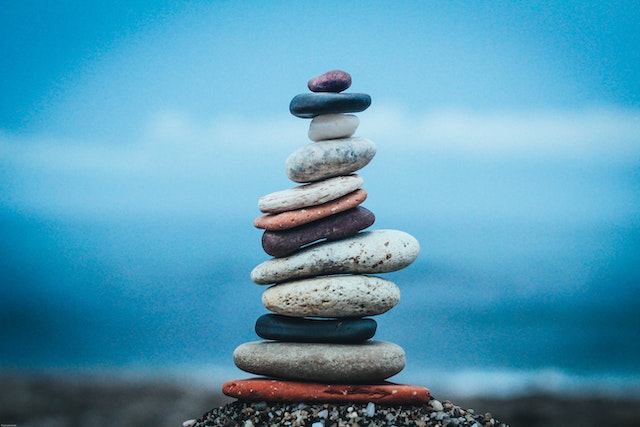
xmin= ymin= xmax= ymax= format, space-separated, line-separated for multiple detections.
xmin=250 ymin=229 xmax=420 ymax=285
xmin=308 ymin=113 xmax=359 ymax=141
xmin=258 ymin=175 xmax=364 ymax=214
xmin=286 ymin=137 xmax=376 ymax=183
xmin=262 ymin=275 xmax=400 ymax=317
xmin=233 ymin=340 xmax=405 ymax=383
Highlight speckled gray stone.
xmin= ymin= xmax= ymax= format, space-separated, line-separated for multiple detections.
xmin=308 ymin=113 xmax=359 ymax=141
xmin=258 ymin=175 xmax=364 ymax=214
xmin=286 ymin=137 xmax=376 ymax=183
xmin=262 ymin=275 xmax=400 ymax=317
xmin=233 ymin=340 xmax=405 ymax=383
xmin=250 ymin=229 xmax=420 ymax=285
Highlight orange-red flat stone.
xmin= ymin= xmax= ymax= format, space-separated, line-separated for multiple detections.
xmin=254 ymin=189 xmax=367 ymax=231
xmin=222 ymin=378 xmax=430 ymax=404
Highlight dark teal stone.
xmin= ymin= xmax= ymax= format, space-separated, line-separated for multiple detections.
xmin=255 ymin=314 xmax=377 ymax=343
xmin=289 ymin=93 xmax=371 ymax=118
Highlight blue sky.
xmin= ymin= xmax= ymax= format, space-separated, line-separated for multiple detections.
xmin=1 ymin=1 xmax=640 ymax=388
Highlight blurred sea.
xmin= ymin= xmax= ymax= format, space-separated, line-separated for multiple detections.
xmin=2 ymin=206 xmax=639 ymax=398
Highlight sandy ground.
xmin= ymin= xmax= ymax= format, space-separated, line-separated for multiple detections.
xmin=1 ymin=373 xmax=639 ymax=427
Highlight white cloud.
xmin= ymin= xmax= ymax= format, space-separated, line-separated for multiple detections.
xmin=2 ymin=106 xmax=639 ymax=219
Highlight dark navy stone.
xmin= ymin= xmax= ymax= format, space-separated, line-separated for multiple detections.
xmin=262 ymin=206 xmax=375 ymax=257
xmin=289 ymin=93 xmax=371 ymax=118
xmin=255 ymin=314 xmax=377 ymax=343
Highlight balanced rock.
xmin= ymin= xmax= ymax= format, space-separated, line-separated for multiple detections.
xmin=290 ymin=93 xmax=371 ymax=118
xmin=255 ymin=314 xmax=376 ymax=343
xmin=262 ymin=207 xmax=375 ymax=257
xmin=262 ymin=275 xmax=399 ymax=317
xmin=222 ymin=379 xmax=431 ymax=404
xmin=258 ymin=174 xmax=363 ymax=214
xmin=233 ymin=341 xmax=405 ymax=383
xmin=307 ymin=70 xmax=352 ymax=93
xmin=286 ymin=137 xmax=376 ymax=183
xmin=254 ymin=189 xmax=368 ymax=231
xmin=251 ymin=229 xmax=420 ymax=285
xmin=308 ymin=114 xmax=359 ymax=141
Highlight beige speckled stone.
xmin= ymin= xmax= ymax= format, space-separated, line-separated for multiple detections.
xmin=250 ymin=229 xmax=420 ymax=285
xmin=308 ymin=113 xmax=359 ymax=141
xmin=286 ymin=137 xmax=376 ymax=183
xmin=254 ymin=189 xmax=368 ymax=231
xmin=258 ymin=175 xmax=363 ymax=214
xmin=262 ymin=275 xmax=400 ymax=317
xmin=233 ymin=341 xmax=405 ymax=383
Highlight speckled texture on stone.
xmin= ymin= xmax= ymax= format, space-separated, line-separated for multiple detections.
xmin=233 ymin=341 xmax=405 ymax=383
xmin=258 ymin=175 xmax=364 ymax=214
xmin=254 ymin=189 xmax=368 ymax=231
xmin=308 ymin=113 xmax=359 ymax=141
xmin=290 ymin=93 xmax=371 ymax=118
xmin=307 ymin=70 xmax=352 ymax=93
xmin=286 ymin=137 xmax=376 ymax=183
xmin=262 ymin=275 xmax=399 ymax=317
xmin=250 ymin=229 xmax=420 ymax=285
xmin=222 ymin=378 xmax=431 ymax=404
xmin=261 ymin=207 xmax=375 ymax=257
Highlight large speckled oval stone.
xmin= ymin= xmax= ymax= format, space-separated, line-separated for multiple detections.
xmin=308 ymin=114 xmax=359 ymax=141
xmin=286 ymin=137 xmax=376 ymax=183
xmin=290 ymin=93 xmax=371 ymax=118
xmin=307 ymin=70 xmax=352 ymax=93
xmin=262 ymin=207 xmax=375 ymax=257
xmin=255 ymin=314 xmax=377 ymax=343
xmin=250 ymin=229 xmax=420 ymax=285
xmin=262 ymin=275 xmax=400 ymax=317
xmin=254 ymin=189 xmax=368 ymax=231
xmin=233 ymin=340 xmax=405 ymax=383
xmin=258 ymin=175 xmax=363 ymax=214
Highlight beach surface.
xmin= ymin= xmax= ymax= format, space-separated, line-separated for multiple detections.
xmin=1 ymin=372 xmax=639 ymax=427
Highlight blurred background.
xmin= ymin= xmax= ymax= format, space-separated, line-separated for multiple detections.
xmin=1 ymin=1 xmax=639 ymax=426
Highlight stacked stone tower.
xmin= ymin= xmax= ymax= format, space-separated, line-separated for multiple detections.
xmin=223 ymin=70 xmax=430 ymax=404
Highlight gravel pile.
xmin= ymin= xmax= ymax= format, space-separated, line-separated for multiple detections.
xmin=189 ymin=397 xmax=509 ymax=427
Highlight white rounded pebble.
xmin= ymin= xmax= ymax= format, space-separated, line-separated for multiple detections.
xmin=258 ymin=175 xmax=363 ymax=213
xmin=262 ymin=275 xmax=400 ymax=317
xmin=366 ymin=402 xmax=375 ymax=417
xmin=431 ymin=399 xmax=444 ymax=411
xmin=308 ymin=113 xmax=359 ymax=141
xmin=182 ymin=420 xmax=196 ymax=427
xmin=251 ymin=229 xmax=420 ymax=284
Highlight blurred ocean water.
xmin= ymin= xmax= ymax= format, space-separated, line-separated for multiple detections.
xmin=2 ymin=205 xmax=638 ymax=397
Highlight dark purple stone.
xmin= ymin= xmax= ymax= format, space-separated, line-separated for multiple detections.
xmin=289 ymin=93 xmax=371 ymax=118
xmin=255 ymin=314 xmax=377 ymax=343
xmin=307 ymin=70 xmax=352 ymax=93
xmin=262 ymin=206 xmax=375 ymax=257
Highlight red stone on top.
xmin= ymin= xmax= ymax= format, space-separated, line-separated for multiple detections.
xmin=222 ymin=378 xmax=431 ymax=405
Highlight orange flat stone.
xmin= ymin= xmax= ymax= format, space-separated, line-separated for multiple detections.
xmin=254 ymin=189 xmax=367 ymax=231
xmin=222 ymin=378 xmax=431 ymax=404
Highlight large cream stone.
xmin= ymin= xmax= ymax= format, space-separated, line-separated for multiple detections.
xmin=250 ymin=229 xmax=420 ymax=285
xmin=262 ymin=275 xmax=400 ymax=317
xmin=233 ymin=340 xmax=405 ymax=383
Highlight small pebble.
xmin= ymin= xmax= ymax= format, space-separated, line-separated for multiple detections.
xmin=308 ymin=70 xmax=352 ymax=93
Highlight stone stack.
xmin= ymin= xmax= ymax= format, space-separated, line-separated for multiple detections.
xmin=224 ymin=70 xmax=429 ymax=404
